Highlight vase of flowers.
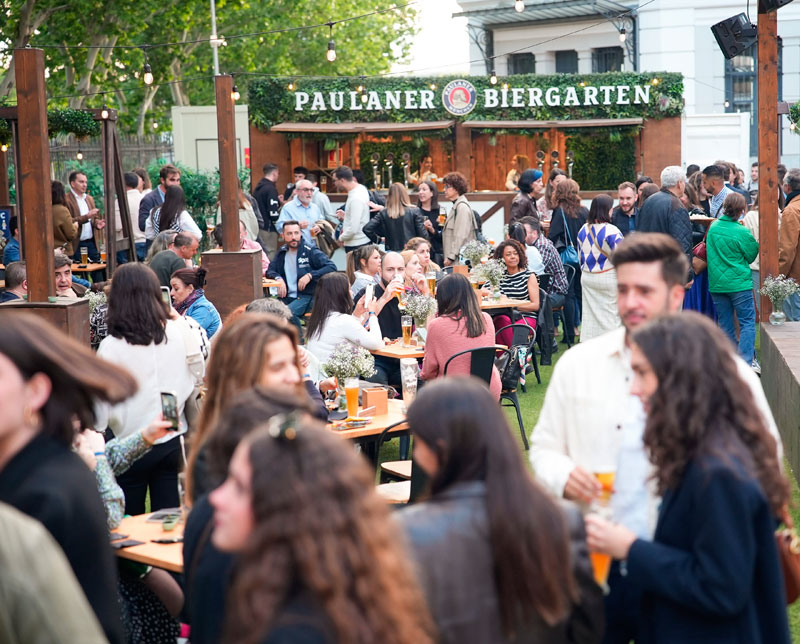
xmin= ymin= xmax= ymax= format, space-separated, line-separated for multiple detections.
xmin=405 ymin=293 xmax=437 ymax=343
xmin=322 ymin=341 xmax=377 ymax=408
xmin=474 ymin=258 xmax=505 ymax=300
xmin=760 ymin=275 xmax=800 ymax=325
xmin=460 ymin=239 xmax=491 ymax=267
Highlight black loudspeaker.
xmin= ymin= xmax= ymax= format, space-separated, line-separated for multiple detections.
xmin=761 ymin=0 xmax=794 ymax=11
xmin=711 ymin=13 xmax=758 ymax=59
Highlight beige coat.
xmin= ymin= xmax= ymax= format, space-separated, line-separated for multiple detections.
xmin=52 ymin=203 xmax=79 ymax=256
xmin=779 ymin=195 xmax=800 ymax=281
xmin=442 ymin=195 xmax=476 ymax=262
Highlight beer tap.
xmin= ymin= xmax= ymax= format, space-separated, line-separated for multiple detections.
xmin=566 ymin=150 xmax=575 ymax=179
xmin=536 ymin=150 xmax=546 ymax=172
xmin=371 ymin=153 xmax=380 ymax=190
xmin=550 ymin=150 xmax=560 ymax=170
xmin=402 ymin=152 xmax=411 ymax=189
xmin=385 ymin=153 xmax=395 ymax=187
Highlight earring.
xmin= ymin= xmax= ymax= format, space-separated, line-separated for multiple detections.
xmin=22 ymin=405 xmax=38 ymax=427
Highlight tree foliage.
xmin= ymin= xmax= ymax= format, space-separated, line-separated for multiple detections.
xmin=0 ymin=0 xmax=416 ymax=135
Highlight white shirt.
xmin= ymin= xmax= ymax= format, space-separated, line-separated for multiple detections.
xmin=525 ymin=244 xmax=545 ymax=275
xmin=307 ymin=311 xmax=384 ymax=366
xmin=145 ymin=209 xmax=202 ymax=241
xmin=530 ymin=326 xmax=782 ymax=538
xmin=72 ymin=191 xmax=93 ymax=241
xmin=94 ymin=320 xmax=195 ymax=442
xmin=339 ymin=184 xmax=371 ymax=247
xmin=115 ymin=189 xmax=145 ymax=243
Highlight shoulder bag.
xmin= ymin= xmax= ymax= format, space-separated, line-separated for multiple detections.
xmin=559 ymin=208 xmax=580 ymax=267
xmin=777 ymin=508 xmax=800 ymax=604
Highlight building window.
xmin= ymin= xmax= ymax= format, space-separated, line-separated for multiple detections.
xmin=592 ymin=47 xmax=624 ymax=73
xmin=508 ymin=53 xmax=535 ymax=75
xmin=725 ymin=38 xmax=782 ymax=155
xmin=555 ymin=50 xmax=578 ymax=74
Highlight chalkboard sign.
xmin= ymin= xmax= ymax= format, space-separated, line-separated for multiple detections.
xmin=0 ymin=207 xmax=12 ymax=240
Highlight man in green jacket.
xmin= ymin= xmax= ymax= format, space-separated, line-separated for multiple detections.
xmin=706 ymin=192 xmax=759 ymax=365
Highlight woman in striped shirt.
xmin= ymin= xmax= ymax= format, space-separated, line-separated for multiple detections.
xmin=491 ymin=239 xmax=540 ymax=349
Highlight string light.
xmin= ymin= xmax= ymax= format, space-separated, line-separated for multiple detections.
xmin=515 ymin=0 xmax=525 ymax=12
xmin=100 ymin=104 xmax=109 ymax=119
xmin=724 ymin=99 xmax=730 ymax=108
xmin=490 ymin=70 xmax=497 ymax=85
xmin=326 ymin=23 xmax=336 ymax=62
xmin=1 ymin=144 xmax=7 ymax=152
xmin=153 ymin=121 xmax=159 ymax=129
xmin=361 ymin=92 xmax=368 ymax=103
xmin=76 ymin=145 xmax=83 ymax=160
xmin=430 ymin=82 xmax=436 ymax=90
xmin=141 ymin=47 xmax=154 ymax=85
xmin=502 ymin=82 xmax=509 ymax=90
xmin=651 ymin=77 xmax=660 ymax=85
xmin=231 ymin=83 xmax=240 ymax=101
xmin=619 ymin=28 xmax=626 ymax=43
xmin=287 ymin=80 xmax=295 ymax=90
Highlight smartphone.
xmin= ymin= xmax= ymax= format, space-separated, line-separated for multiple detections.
xmin=160 ymin=391 xmax=180 ymax=431
xmin=364 ymin=283 xmax=374 ymax=307
xmin=160 ymin=286 xmax=171 ymax=305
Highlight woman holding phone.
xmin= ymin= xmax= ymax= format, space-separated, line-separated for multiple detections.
xmin=95 ymin=263 xmax=195 ymax=515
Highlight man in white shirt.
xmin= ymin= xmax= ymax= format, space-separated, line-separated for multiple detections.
xmin=307 ymin=173 xmax=336 ymax=225
xmin=333 ymin=165 xmax=371 ymax=251
xmin=530 ymin=232 xmax=782 ymax=644
xmin=114 ymin=172 xmax=146 ymax=262
xmin=65 ymin=171 xmax=105 ymax=266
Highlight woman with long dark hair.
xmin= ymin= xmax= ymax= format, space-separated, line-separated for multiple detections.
xmin=345 ymin=243 xmax=382 ymax=297
xmin=170 ymin=266 xmax=222 ymax=338
xmin=398 ymin=378 xmax=604 ymax=643
xmin=211 ymin=414 xmax=435 ymax=644
xmin=363 ymin=182 xmax=428 ymax=251
xmin=537 ymin=168 xmax=567 ymax=223
xmin=491 ymin=238 xmax=540 ymax=350
xmin=586 ymin=313 xmax=790 ymax=643
xmin=96 ymin=263 xmax=195 ymax=514
xmin=417 ymin=179 xmax=444 ymax=264
xmin=52 ymin=180 xmax=79 ymax=256
xmin=145 ymin=184 xmax=201 ymax=241
xmin=576 ymin=194 xmax=624 ymax=341
xmin=306 ymin=272 xmax=383 ymax=365
xmin=420 ymin=273 xmax=501 ymax=398
xmin=0 ymin=313 xmax=138 ymax=643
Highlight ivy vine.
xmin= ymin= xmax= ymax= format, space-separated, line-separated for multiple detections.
xmin=567 ymin=128 xmax=638 ymax=190
xmin=248 ymin=71 xmax=684 ymax=132
xmin=0 ymin=107 xmax=101 ymax=146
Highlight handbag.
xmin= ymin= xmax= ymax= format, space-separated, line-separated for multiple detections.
xmin=691 ymin=238 xmax=708 ymax=274
xmin=558 ymin=208 xmax=580 ymax=267
xmin=777 ymin=508 xmax=800 ymax=605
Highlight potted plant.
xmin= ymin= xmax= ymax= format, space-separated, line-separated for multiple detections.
xmin=760 ymin=274 xmax=800 ymax=325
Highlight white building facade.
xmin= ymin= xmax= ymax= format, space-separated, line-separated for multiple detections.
xmin=454 ymin=0 xmax=800 ymax=170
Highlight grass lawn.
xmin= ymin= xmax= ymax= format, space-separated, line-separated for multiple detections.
xmin=377 ymin=328 xmax=800 ymax=642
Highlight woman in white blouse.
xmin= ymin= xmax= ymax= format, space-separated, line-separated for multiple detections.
xmin=145 ymin=184 xmax=202 ymax=241
xmin=306 ymin=272 xmax=384 ymax=365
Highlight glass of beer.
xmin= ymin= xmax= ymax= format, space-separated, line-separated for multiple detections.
xmin=469 ymin=274 xmax=479 ymax=290
xmin=438 ymin=208 xmax=446 ymax=226
xmin=426 ymin=271 xmax=437 ymax=295
xmin=401 ymin=315 xmax=413 ymax=347
xmin=589 ymin=470 xmax=616 ymax=593
xmin=100 ymin=250 xmax=107 ymax=263
xmin=344 ymin=377 xmax=360 ymax=418
xmin=80 ymin=247 xmax=89 ymax=265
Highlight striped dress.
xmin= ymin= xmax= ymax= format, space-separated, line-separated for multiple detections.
xmin=499 ymin=269 xmax=531 ymax=301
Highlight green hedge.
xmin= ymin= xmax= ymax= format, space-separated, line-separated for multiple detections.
xmin=0 ymin=107 xmax=100 ymax=146
xmin=248 ymin=71 xmax=683 ymax=131
xmin=566 ymin=129 xmax=637 ymax=190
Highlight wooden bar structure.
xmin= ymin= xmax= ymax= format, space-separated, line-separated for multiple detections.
xmin=216 ymin=75 xmax=239 ymax=253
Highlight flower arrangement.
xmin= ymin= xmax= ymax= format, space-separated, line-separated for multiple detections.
xmin=322 ymin=340 xmax=376 ymax=382
xmin=460 ymin=239 xmax=491 ymax=266
xmin=473 ymin=258 xmax=505 ymax=291
xmin=405 ymin=293 xmax=437 ymax=327
xmin=760 ymin=274 xmax=799 ymax=307
xmin=85 ymin=290 xmax=107 ymax=316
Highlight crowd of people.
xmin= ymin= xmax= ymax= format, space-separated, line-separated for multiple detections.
xmin=0 ymin=153 xmax=796 ymax=644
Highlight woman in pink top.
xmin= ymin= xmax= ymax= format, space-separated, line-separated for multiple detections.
xmin=421 ymin=273 xmax=501 ymax=399
xmin=239 ymin=220 xmax=270 ymax=276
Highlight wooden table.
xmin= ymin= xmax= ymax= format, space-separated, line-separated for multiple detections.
xmin=690 ymin=215 xmax=716 ymax=227
xmin=71 ymin=262 xmax=107 ymax=273
xmin=371 ymin=344 xmax=425 ymax=360
xmin=480 ymin=296 xmax=528 ymax=310
xmin=113 ymin=513 xmax=184 ymax=573
xmin=328 ymin=398 xmax=407 ymax=441
xmin=262 ymin=277 xmax=282 ymax=289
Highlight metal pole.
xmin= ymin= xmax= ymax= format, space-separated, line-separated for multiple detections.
xmin=210 ymin=0 xmax=220 ymax=75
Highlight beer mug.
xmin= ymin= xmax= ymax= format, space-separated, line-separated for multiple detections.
xmin=80 ymin=247 xmax=89 ymax=265
xmin=401 ymin=315 xmax=413 ymax=347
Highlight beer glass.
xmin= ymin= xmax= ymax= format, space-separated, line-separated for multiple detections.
xmin=401 ymin=315 xmax=413 ymax=347
xmin=589 ymin=470 xmax=616 ymax=593
xmin=80 ymin=247 xmax=89 ymax=265
xmin=426 ymin=271 xmax=437 ymax=295
xmin=344 ymin=377 xmax=360 ymax=418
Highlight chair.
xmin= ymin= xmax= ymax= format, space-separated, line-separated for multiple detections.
xmin=537 ymin=272 xmax=553 ymax=294
xmin=374 ymin=420 xmax=412 ymax=503
xmin=443 ymin=345 xmax=510 ymax=386
xmin=494 ymin=324 xmax=536 ymax=450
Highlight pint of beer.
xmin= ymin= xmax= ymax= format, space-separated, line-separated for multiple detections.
xmin=344 ymin=377 xmax=360 ymax=418
xmin=589 ymin=471 xmax=616 ymax=591
xmin=80 ymin=247 xmax=89 ymax=265
xmin=426 ymin=271 xmax=437 ymax=295
xmin=401 ymin=315 xmax=413 ymax=347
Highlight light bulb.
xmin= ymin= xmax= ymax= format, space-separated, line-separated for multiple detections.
xmin=651 ymin=77 xmax=660 ymax=86
xmin=1 ymin=144 xmax=8 ymax=152
xmin=724 ymin=99 xmax=730 ymax=108
xmin=231 ymin=84 xmax=240 ymax=101
xmin=361 ymin=92 xmax=368 ymax=103
xmin=76 ymin=150 xmax=83 ymax=160
xmin=357 ymin=84 xmax=364 ymax=93
xmin=100 ymin=104 xmax=109 ymax=119
xmin=327 ymin=40 xmax=337 ymax=62
xmin=515 ymin=0 xmax=524 ymax=12
xmin=502 ymin=82 xmax=509 ymax=90
xmin=143 ymin=63 xmax=154 ymax=85
xmin=619 ymin=28 xmax=626 ymax=43
xmin=490 ymin=72 xmax=497 ymax=85
xmin=153 ymin=122 xmax=158 ymax=129
xmin=791 ymin=122 xmax=797 ymax=132
xmin=430 ymin=83 xmax=436 ymax=90
xmin=288 ymin=81 xmax=295 ymax=90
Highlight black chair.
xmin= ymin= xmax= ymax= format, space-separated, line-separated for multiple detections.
xmin=374 ymin=420 xmax=412 ymax=504
xmin=443 ymin=345 xmax=511 ymax=386
xmin=537 ymin=272 xmax=553 ymax=294
xmin=494 ymin=323 xmax=535 ymax=449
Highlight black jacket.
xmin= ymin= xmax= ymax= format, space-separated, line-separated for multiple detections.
xmin=611 ymin=205 xmax=638 ymax=236
xmin=636 ymin=188 xmax=694 ymax=282
xmin=397 ymin=481 xmax=604 ymax=644
xmin=138 ymin=187 xmax=163 ymax=232
xmin=363 ymin=207 xmax=428 ymax=251
xmin=354 ymin=283 xmax=402 ymax=339
xmin=0 ymin=434 xmax=125 ymax=643
xmin=266 ymin=242 xmax=337 ymax=298
xmin=254 ymin=178 xmax=281 ymax=232
xmin=420 ymin=207 xmax=444 ymax=256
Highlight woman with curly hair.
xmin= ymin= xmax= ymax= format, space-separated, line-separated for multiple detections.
xmin=586 ymin=312 xmax=790 ymax=644
xmin=490 ymin=238 xmax=540 ymax=349
xmin=210 ymin=414 xmax=435 ymax=644
xmin=441 ymin=171 xmax=475 ymax=266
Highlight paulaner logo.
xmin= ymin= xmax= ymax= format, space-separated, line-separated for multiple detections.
xmin=442 ymin=79 xmax=477 ymax=116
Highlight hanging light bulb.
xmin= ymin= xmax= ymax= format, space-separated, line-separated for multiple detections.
xmin=326 ymin=22 xmax=336 ymax=62
xmin=514 ymin=0 xmax=525 ymax=12
xmin=143 ymin=63 xmax=154 ymax=85
xmin=502 ymin=82 xmax=509 ymax=90
xmin=619 ymin=28 xmax=627 ymax=43
xmin=791 ymin=122 xmax=797 ymax=132
xmin=361 ymin=92 xmax=368 ymax=103
xmin=651 ymin=77 xmax=660 ymax=86
xmin=76 ymin=146 xmax=83 ymax=161
xmin=231 ymin=83 xmax=240 ymax=101
xmin=490 ymin=70 xmax=498 ymax=85
xmin=1 ymin=144 xmax=8 ymax=152
xmin=724 ymin=99 xmax=730 ymax=109
xmin=288 ymin=81 xmax=295 ymax=91
xmin=153 ymin=121 xmax=159 ymax=130
xmin=100 ymin=104 xmax=109 ymax=119
xmin=357 ymin=83 xmax=364 ymax=93
xmin=430 ymin=82 xmax=437 ymax=90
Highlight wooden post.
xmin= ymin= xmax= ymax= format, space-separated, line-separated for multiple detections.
xmin=758 ymin=10 xmax=779 ymax=315
xmin=0 ymin=147 xmax=9 ymax=205
xmin=454 ymin=123 xmax=472 ymax=187
xmin=215 ymin=75 xmax=238 ymax=252
xmin=14 ymin=48 xmax=54 ymax=300
xmin=101 ymin=115 xmax=115 ymax=271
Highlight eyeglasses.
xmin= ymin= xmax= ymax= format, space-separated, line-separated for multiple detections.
xmin=297 ymin=188 xmax=313 ymax=192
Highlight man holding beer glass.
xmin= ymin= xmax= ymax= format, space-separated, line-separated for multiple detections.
xmin=529 ymin=233 xmax=782 ymax=643
xmin=65 ymin=170 xmax=106 ymax=281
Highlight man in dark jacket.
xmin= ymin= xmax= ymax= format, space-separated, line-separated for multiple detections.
xmin=253 ymin=163 xmax=281 ymax=256
xmin=138 ymin=164 xmax=181 ymax=239
xmin=636 ymin=166 xmax=694 ymax=284
xmin=612 ymin=181 xmax=639 ymax=236
xmin=266 ymin=220 xmax=336 ymax=331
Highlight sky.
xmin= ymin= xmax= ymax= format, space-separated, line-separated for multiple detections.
xmin=392 ymin=0 xmax=470 ymax=76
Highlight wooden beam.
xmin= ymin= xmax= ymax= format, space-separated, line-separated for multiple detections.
xmin=0 ymin=148 xmax=9 ymax=205
xmin=113 ymin=128 xmax=137 ymax=266
xmin=101 ymin=117 xmax=115 ymax=271
xmin=15 ymin=48 xmax=54 ymax=301
xmin=758 ymin=10 xmax=779 ymax=315
xmin=215 ymin=75 xmax=238 ymax=252
xmin=454 ymin=123 xmax=472 ymax=187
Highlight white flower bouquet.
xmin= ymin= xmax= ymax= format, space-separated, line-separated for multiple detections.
xmin=85 ymin=290 xmax=107 ymax=316
xmin=760 ymin=274 xmax=800 ymax=307
xmin=460 ymin=239 xmax=491 ymax=266
xmin=322 ymin=340 xmax=376 ymax=382
xmin=473 ymin=258 xmax=505 ymax=291
xmin=404 ymin=293 xmax=437 ymax=327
